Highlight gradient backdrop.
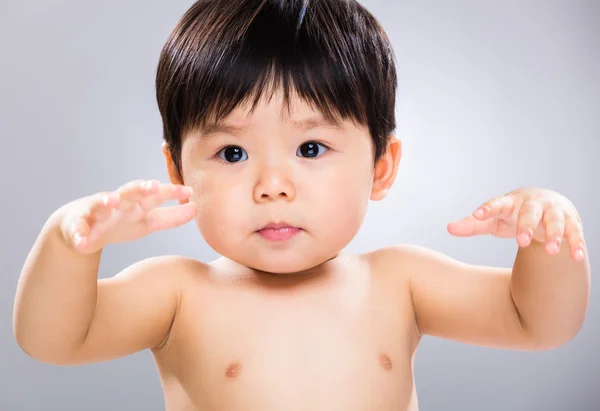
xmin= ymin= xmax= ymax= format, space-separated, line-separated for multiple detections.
xmin=1 ymin=0 xmax=598 ymax=410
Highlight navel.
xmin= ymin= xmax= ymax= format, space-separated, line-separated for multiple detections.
xmin=225 ymin=362 xmax=242 ymax=379
xmin=379 ymin=353 xmax=393 ymax=371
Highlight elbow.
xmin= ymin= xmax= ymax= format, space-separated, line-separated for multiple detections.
xmin=531 ymin=334 xmax=579 ymax=351
xmin=15 ymin=337 xmax=67 ymax=366
xmin=524 ymin=320 xmax=586 ymax=351
xmin=13 ymin=320 xmax=38 ymax=360
xmin=14 ymin=326 xmax=82 ymax=366
xmin=547 ymin=307 xmax=589 ymax=350
xmin=16 ymin=343 xmax=80 ymax=366
xmin=516 ymin=295 xmax=589 ymax=351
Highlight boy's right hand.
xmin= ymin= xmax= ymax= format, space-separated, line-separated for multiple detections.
xmin=59 ymin=180 xmax=197 ymax=254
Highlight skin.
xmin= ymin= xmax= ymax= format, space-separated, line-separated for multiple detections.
xmin=13 ymin=91 xmax=590 ymax=411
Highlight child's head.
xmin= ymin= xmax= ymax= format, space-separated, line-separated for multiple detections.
xmin=157 ymin=0 xmax=401 ymax=274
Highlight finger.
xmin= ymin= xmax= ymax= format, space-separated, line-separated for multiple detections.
xmin=68 ymin=195 xmax=115 ymax=253
xmin=516 ymin=199 xmax=544 ymax=247
xmin=138 ymin=183 xmax=193 ymax=212
xmin=473 ymin=195 xmax=515 ymax=220
xmin=74 ymin=188 xmax=131 ymax=251
xmin=448 ymin=215 xmax=499 ymax=237
xmin=88 ymin=191 xmax=120 ymax=224
xmin=542 ymin=204 xmax=565 ymax=255
xmin=66 ymin=209 xmax=105 ymax=254
xmin=68 ymin=217 xmax=91 ymax=251
xmin=116 ymin=180 xmax=160 ymax=212
xmin=145 ymin=201 xmax=198 ymax=233
xmin=564 ymin=212 xmax=586 ymax=262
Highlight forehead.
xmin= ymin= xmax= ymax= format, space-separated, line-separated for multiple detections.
xmin=200 ymin=93 xmax=352 ymax=136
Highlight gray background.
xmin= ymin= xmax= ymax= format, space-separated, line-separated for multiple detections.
xmin=1 ymin=0 xmax=598 ymax=410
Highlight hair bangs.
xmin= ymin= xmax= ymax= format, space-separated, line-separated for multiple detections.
xmin=156 ymin=0 xmax=397 ymax=172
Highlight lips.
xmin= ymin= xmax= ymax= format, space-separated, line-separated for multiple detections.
xmin=261 ymin=222 xmax=296 ymax=230
xmin=257 ymin=222 xmax=302 ymax=241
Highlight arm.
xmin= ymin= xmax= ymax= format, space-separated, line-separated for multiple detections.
xmin=511 ymin=238 xmax=590 ymax=347
xmin=403 ymin=188 xmax=591 ymax=351
xmin=13 ymin=209 xmax=183 ymax=365
xmin=402 ymin=242 xmax=589 ymax=351
xmin=13 ymin=180 xmax=198 ymax=365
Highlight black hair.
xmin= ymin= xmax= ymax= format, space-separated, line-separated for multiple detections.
xmin=156 ymin=0 xmax=397 ymax=174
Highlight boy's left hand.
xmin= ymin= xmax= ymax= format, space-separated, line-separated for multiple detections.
xmin=447 ymin=187 xmax=586 ymax=262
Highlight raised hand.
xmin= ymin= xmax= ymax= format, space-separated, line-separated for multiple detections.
xmin=447 ymin=187 xmax=586 ymax=262
xmin=58 ymin=180 xmax=197 ymax=254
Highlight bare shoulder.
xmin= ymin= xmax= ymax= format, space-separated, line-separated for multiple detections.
xmin=115 ymin=254 xmax=210 ymax=289
xmin=129 ymin=254 xmax=206 ymax=276
xmin=362 ymin=243 xmax=441 ymax=279
xmin=364 ymin=243 xmax=480 ymax=277
xmin=358 ymin=244 xmax=436 ymax=303
xmin=361 ymin=243 xmax=473 ymax=304
xmin=362 ymin=242 xmax=509 ymax=297
xmin=116 ymin=254 xmax=213 ymax=310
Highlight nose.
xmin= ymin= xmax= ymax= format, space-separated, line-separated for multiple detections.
xmin=253 ymin=163 xmax=296 ymax=203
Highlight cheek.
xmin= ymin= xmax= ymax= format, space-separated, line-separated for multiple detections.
xmin=187 ymin=170 xmax=248 ymax=240
xmin=179 ymin=147 xmax=249 ymax=246
xmin=312 ymin=156 xmax=373 ymax=232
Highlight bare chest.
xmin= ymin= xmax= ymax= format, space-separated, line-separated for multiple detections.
xmin=154 ymin=273 xmax=418 ymax=411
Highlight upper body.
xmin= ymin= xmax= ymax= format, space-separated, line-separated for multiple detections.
xmin=152 ymin=250 xmax=419 ymax=411
xmin=14 ymin=222 xmax=589 ymax=411
xmin=12 ymin=0 xmax=591 ymax=410
xmin=145 ymin=241 xmax=585 ymax=411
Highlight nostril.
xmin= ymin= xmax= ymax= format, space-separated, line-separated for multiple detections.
xmin=261 ymin=192 xmax=287 ymax=198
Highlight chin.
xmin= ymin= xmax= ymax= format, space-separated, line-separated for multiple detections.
xmin=230 ymin=249 xmax=336 ymax=276
xmin=248 ymin=255 xmax=321 ymax=275
xmin=204 ymin=231 xmax=345 ymax=275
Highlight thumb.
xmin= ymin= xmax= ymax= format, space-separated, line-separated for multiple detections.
xmin=447 ymin=215 xmax=497 ymax=237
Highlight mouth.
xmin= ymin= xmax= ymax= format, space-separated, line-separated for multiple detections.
xmin=256 ymin=222 xmax=302 ymax=242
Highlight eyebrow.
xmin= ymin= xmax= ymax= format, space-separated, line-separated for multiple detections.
xmin=200 ymin=115 xmax=344 ymax=137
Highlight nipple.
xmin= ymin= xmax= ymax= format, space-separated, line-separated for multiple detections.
xmin=225 ymin=362 xmax=242 ymax=378
xmin=379 ymin=353 xmax=393 ymax=371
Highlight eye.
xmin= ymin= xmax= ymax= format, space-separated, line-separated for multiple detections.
xmin=297 ymin=141 xmax=329 ymax=158
xmin=218 ymin=145 xmax=248 ymax=163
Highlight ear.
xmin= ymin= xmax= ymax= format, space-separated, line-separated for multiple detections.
xmin=162 ymin=142 xmax=184 ymax=185
xmin=162 ymin=142 xmax=190 ymax=205
xmin=370 ymin=136 xmax=401 ymax=201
